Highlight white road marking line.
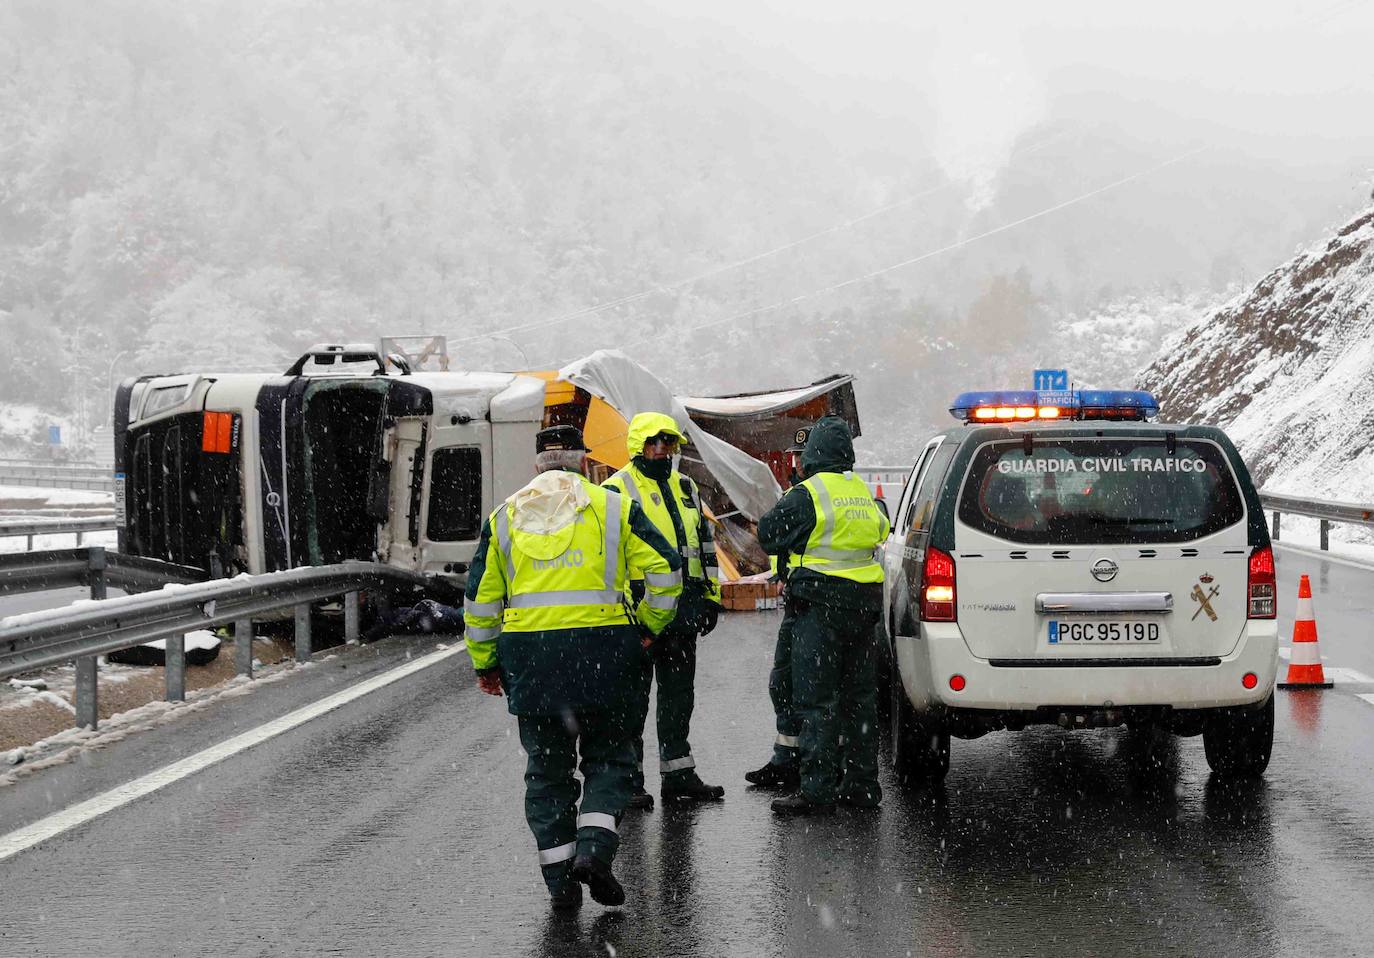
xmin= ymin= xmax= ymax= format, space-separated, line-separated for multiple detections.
xmin=0 ymin=641 xmax=468 ymax=863
xmin=1274 ymin=541 xmax=1374 ymax=573
xmin=1358 ymin=694 xmax=1374 ymax=710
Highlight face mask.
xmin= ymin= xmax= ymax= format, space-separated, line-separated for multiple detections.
xmin=635 ymin=455 xmax=672 ymax=481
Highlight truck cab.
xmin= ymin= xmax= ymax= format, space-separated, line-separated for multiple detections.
xmin=113 ymin=345 xmax=545 ymax=593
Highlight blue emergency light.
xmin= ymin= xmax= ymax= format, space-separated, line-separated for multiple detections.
xmin=949 ymin=389 xmax=1159 ymax=423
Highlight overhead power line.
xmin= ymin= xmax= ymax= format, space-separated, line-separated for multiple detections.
xmin=617 ymin=145 xmax=1210 ymax=359
xmin=451 ymin=128 xmax=1074 ymax=350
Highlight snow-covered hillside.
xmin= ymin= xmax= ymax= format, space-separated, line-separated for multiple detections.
xmin=1050 ymin=291 xmax=1226 ymax=390
xmin=1139 ymin=207 xmax=1374 ymax=502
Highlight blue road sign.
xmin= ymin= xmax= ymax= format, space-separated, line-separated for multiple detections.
xmin=1033 ymin=369 xmax=1068 ymax=391
xmin=48 ymin=425 xmax=61 ymax=445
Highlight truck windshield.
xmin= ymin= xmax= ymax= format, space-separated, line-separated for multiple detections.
xmin=957 ymin=437 xmax=1244 ymax=545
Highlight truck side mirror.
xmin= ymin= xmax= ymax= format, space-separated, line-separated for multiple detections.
xmin=366 ymin=460 xmax=391 ymax=522
xmin=874 ymin=497 xmax=890 ymax=523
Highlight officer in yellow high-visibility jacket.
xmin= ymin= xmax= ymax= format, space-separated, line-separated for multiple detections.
xmin=757 ymin=416 xmax=889 ymax=816
xmin=603 ymin=411 xmax=725 ymax=806
xmin=464 ymin=425 xmax=682 ymax=910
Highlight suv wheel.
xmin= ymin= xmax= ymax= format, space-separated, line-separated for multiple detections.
xmin=891 ymin=678 xmax=950 ymax=783
xmin=1202 ymin=694 xmax=1274 ymax=776
xmin=874 ymin=619 xmax=893 ymax=720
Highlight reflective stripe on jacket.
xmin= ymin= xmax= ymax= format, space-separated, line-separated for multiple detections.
xmin=463 ymin=475 xmax=682 ymax=671
xmin=786 ymin=471 xmax=889 ymax=584
xmin=604 ymin=464 xmax=721 ymax=602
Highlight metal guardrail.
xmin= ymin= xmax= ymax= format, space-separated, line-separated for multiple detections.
xmin=0 ymin=560 xmax=432 ymax=731
xmin=0 ymin=458 xmax=101 ymax=468
xmin=1260 ymin=490 xmax=1374 ymax=551
xmin=0 ymin=515 xmax=118 ymax=548
xmin=0 ymin=546 xmax=205 ymax=598
xmin=0 ymin=463 xmax=116 ymax=492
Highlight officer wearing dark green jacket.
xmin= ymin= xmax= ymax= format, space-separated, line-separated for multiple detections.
xmin=604 ymin=412 xmax=725 ymax=806
xmin=465 ymin=425 xmax=682 ymax=909
xmin=757 ymin=416 xmax=889 ymax=815
xmin=745 ymin=444 xmax=806 ymax=792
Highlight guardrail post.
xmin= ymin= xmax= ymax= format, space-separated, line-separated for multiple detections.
xmin=165 ymin=634 xmax=185 ymax=701
xmin=26 ymin=533 xmax=33 ymax=550
xmin=88 ymin=546 xmax=107 ymax=601
xmin=1320 ymin=519 xmax=1330 ymax=551
xmin=345 ymin=591 xmax=361 ymax=644
xmin=235 ymin=618 xmax=254 ymax=678
xmin=76 ymin=531 xmax=85 ymax=546
xmin=1271 ymin=510 xmax=1280 ymax=541
xmin=295 ymin=603 xmax=312 ymax=662
xmin=74 ymin=656 xmax=98 ymax=729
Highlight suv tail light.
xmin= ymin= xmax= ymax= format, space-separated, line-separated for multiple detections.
xmin=1248 ymin=545 xmax=1276 ymax=619
xmin=920 ymin=546 xmax=957 ymax=621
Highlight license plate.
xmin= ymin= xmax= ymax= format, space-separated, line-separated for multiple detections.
xmin=1048 ymin=620 xmax=1160 ymax=643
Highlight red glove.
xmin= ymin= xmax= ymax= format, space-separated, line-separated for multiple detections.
xmin=476 ymin=671 xmax=504 ymax=696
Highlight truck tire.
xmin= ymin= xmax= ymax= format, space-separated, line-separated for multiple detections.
xmin=891 ymin=676 xmax=950 ymax=783
xmin=1202 ymin=694 xmax=1273 ymax=776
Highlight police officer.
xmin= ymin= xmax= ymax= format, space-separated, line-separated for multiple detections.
xmin=744 ymin=437 xmax=808 ymax=792
xmin=464 ymin=425 xmax=683 ymax=909
xmin=757 ymin=416 xmax=889 ymax=815
xmin=604 ymin=412 xmax=726 ymax=806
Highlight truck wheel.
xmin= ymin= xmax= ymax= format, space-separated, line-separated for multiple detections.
xmin=891 ymin=676 xmax=950 ymax=783
xmin=1202 ymin=694 xmax=1273 ymax=777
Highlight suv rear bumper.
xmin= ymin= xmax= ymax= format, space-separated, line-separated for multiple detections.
xmin=905 ymin=620 xmax=1279 ymax=712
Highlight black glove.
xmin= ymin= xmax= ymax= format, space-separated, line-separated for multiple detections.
xmin=699 ymin=601 xmax=719 ymax=636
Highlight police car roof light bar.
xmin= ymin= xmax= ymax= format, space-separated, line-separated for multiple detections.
xmin=949 ymin=389 xmax=1159 ymax=423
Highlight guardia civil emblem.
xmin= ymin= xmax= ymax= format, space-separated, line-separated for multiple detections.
xmin=651 ymin=492 xmax=662 ymax=506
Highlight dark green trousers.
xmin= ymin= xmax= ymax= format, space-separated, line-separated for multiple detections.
xmin=630 ymin=625 xmax=699 ymax=788
xmin=792 ymin=598 xmax=881 ymax=805
xmin=517 ymin=711 xmax=634 ymax=894
xmin=770 ymin=603 xmax=801 ymax=767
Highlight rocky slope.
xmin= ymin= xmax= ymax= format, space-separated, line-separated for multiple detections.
xmin=1139 ymin=207 xmax=1374 ymax=499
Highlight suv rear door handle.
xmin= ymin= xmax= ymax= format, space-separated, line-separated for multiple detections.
xmin=1035 ymin=592 xmax=1173 ymax=613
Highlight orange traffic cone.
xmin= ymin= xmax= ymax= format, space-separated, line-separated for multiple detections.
xmin=1278 ymin=574 xmax=1333 ymax=689
xmin=875 ymin=482 xmax=885 ymax=500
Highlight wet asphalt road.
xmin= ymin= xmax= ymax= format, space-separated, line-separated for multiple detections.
xmin=2 ymin=547 xmax=1373 ymax=957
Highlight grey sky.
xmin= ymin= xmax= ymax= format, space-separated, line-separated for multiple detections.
xmin=630 ymin=0 xmax=1374 ymax=182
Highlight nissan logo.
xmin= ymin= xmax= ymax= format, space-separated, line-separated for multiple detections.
xmin=1091 ymin=558 xmax=1119 ymax=582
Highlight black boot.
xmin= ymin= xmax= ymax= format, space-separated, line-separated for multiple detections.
xmin=625 ymin=788 xmax=655 ymax=811
xmin=661 ymin=772 xmax=725 ymax=803
xmin=744 ymin=761 xmax=800 ymax=791
xmin=771 ymin=793 xmax=836 ymax=817
xmin=571 ymin=854 xmax=626 ymax=907
xmin=549 ymin=881 xmax=583 ymax=910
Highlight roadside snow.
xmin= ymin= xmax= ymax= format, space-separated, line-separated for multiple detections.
xmin=0 ymin=484 xmax=113 ymax=507
xmin=140 ymin=629 xmax=221 ymax=652
xmin=0 ymin=661 xmax=304 ymax=787
xmin=0 ymin=530 xmax=117 ymax=554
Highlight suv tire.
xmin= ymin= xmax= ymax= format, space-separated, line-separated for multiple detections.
xmin=1202 ymin=694 xmax=1274 ymax=776
xmin=891 ymin=678 xmax=950 ymax=783
xmin=874 ymin=619 xmax=893 ymax=720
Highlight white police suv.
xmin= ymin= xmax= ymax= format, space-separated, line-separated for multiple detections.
xmin=879 ymin=389 xmax=1278 ymax=780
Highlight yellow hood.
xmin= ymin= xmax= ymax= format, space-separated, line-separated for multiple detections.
xmin=626 ymin=411 xmax=689 ymax=459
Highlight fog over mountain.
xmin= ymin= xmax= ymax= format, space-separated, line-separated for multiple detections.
xmin=2 ymin=0 xmax=1371 ymax=458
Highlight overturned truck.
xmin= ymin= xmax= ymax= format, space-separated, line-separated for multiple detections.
xmin=114 ymin=345 xmax=545 ymax=600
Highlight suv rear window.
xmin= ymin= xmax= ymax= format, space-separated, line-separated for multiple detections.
xmin=957 ymin=437 xmax=1244 ymax=544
